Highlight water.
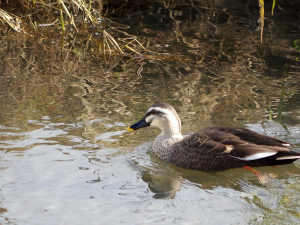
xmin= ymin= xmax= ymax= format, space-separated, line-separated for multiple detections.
xmin=1 ymin=1 xmax=300 ymax=224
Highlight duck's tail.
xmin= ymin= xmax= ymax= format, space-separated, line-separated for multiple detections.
xmin=276 ymin=151 xmax=300 ymax=161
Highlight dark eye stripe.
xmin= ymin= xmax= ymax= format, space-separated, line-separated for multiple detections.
xmin=145 ymin=110 xmax=165 ymax=118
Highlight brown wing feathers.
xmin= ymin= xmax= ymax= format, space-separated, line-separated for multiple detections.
xmin=203 ymin=126 xmax=291 ymax=147
xmin=201 ymin=128 xmax=293 ymax=160
xmin=170 ymin=127 xmax=300 ymax=171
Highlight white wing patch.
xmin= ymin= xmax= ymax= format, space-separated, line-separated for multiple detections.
xmin=282 ymin=143 xmax=291 ymax=147
xmin=234 ymin=152 xmax=277 ymax=161
xmin=224 ymin=145 xmax=234 ymax=153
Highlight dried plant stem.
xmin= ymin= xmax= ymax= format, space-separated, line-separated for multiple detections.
xmin=0 ymin=8 xmax=23 ymax=33
xmin=103 ymin=30 xmax=123 ymax=54
xmin=258 ymin=0 xmax=264 ymax=43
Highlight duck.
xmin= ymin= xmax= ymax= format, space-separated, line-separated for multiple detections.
xmin=127 ymin=103 xmax=300 ymax=171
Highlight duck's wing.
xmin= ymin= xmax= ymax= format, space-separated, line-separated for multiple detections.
xmin=169 ymin=128 xmax=299 ymax=171
xmin=203 ymin=126 xmax=292 ymax=147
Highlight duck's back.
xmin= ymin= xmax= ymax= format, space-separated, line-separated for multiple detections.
xmin=202 ymin=126 xmax=290 ymax=147
xmin=168 ymin=126 xmax=295 ymax=171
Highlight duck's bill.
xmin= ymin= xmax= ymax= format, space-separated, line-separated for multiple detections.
xmin=127 ymin=118 xmax=150 ymax=131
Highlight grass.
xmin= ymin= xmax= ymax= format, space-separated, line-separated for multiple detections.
xmin=0 ymin=8 xmax=23 ymax=33
xmin=0 ymin=0 xmax=124 ymax=55
xmin=0 ymin=0 xmax=281 ymax=59
xmin=0 ymin=0 xmax=185 ymax=61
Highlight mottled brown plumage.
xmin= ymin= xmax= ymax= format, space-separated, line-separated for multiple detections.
xmin=127 ymin=103 xmax=300 ymax=171
xmin=169 ymin=127 xmax=294 ymax=171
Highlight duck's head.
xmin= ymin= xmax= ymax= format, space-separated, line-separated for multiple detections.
xmin=127 ymin=103 xmax=182 ymax=136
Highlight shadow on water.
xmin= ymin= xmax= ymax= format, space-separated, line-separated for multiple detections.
xmin=1 ymin=0 xmax=300 ymax=224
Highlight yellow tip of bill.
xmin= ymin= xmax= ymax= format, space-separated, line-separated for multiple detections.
xmin=127 ymin=126 xmax=134 ymax=131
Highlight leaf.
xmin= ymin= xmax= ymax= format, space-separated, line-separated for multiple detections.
xmin=272 ymin=0 xmax=276 ymax=16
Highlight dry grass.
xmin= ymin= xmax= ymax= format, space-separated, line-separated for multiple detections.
xmin=0 ymin=0 xmax=279 ymax=59
xmin=0 ymin=0 xmax=120 ymax=54
xmin=0 ymin=0 xmax=167 ymax=58
xmin=0 ymin=8 xmax=23 ymax=33
xmin=0 ymin=0 xmax=102 ymax=31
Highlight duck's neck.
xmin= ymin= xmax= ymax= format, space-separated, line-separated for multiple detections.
xmin=161 ymin=125 xmax=183 ymax=139
xmin=153 ymin=125 xmax=184 ymax=161
xmin=159 ymin=117 xmax=183 ymax=138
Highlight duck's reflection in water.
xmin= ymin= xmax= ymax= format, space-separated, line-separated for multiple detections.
xmin=141 ymin=171 xmax=182 ymax=198
xmin=139 ymin=162 xmax=300 ymax=200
